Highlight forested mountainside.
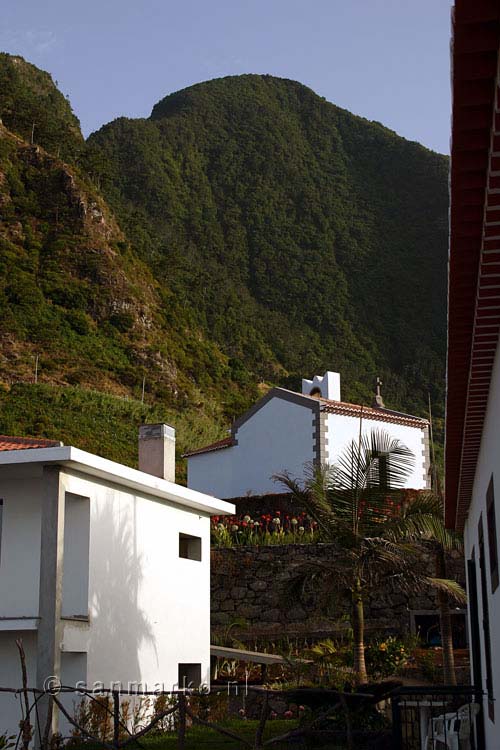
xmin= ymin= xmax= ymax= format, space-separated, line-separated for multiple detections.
xmin=0 ymin=54 xmax=448 ymax=467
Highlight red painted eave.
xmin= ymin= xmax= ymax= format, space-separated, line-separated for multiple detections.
xmin=445 ymin=0 xmax=500 ymax=531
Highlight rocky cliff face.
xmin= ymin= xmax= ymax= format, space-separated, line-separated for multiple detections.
xmin=0 ymin=121 xmax=163 ymax=390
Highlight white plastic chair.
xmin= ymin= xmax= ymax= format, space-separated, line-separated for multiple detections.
xmin=425 ymin=702 xmax=480 ymax=750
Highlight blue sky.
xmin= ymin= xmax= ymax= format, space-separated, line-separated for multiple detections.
xmin=2 ymin=0 xmax=452 ymax=153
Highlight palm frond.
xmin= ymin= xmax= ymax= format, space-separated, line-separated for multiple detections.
xmin=274 ymin=465 xmax=359 ymax=546
xmin=426 ymin=577 xmax=467 ymax=604
xmin=334 ymin=429 xmax=414 ymax=495
xmin=384 ymin=491 xmax=464 ymax=551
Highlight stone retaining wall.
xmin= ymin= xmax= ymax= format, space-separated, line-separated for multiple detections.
xmin=211 ymin=544 xmax=465 ymax=641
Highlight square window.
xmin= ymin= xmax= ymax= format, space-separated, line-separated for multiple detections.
xmin=179 ymin=533 xmax=202 ymax=561
xmin=178 ymin=663 xmax=201 ymax=690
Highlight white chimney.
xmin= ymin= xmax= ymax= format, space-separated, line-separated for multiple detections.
xmin=302 ymin=371 xmax=341 ymax=401
xmin=138 ymin=423 xmax=176 ymax=482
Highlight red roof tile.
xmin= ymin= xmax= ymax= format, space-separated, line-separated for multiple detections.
xmin=0 ymin=435 xmax=62 ymax=452
xmin=319 ymin=398 xmax=428 ymax=428
xmin=184 ymin=392 xmax=428 ymax=458
xmin=182 ymin=436 xmax=235 ymax=458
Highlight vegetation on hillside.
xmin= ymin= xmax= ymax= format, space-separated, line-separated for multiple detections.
xmin=0 ymin=384 xmax=225 ymax=481
xmin=87 ymin=74 xmax=449 ymax=416
xmin=0 ymin=70 xmax=257 ymax=421
xmin=0 ymin=53 xmax=83 ymax=162
xmin=0 ymin=55 xmax=449 ymax=463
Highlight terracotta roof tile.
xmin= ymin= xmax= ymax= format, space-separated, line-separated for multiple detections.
xmin=318 ymin=398 xmax=428 ymax=427
xmin=184 ymin=391 xmax=428 ymax=458
xmin=0 ymin=435 xmax=62 ymax=452
xmin=182 ymin=436 xmax=235 ymax=458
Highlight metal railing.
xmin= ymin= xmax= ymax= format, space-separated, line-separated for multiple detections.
xmin=391 ymin=686 xmax=484 ymax=750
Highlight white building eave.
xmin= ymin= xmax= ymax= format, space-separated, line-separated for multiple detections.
xmin=0 ymin=446 xmax=234 ymax=516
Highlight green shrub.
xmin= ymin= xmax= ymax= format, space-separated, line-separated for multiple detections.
xmin=365 ymin=636 xmax=411 ymax=679
xmin=65 ymin=309 xmax=92 ymax=335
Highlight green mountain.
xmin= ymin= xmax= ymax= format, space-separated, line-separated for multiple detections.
xmin=86 ymin=74 xmax=448 ymax=414
xmin=0 ymin=53 xmax=83 ymax=162
xmin=0 ymin=54 xmax=448 ymax=467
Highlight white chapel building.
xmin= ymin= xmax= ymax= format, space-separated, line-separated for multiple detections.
xmin=185 ymin=371 xmax=431 ymax=499
xmin=0 ymin=426 xmax=234 ymax=738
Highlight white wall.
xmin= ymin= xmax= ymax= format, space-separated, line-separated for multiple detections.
xmin=0 ymin=464 xmax=213 ymax=737
xmin=0 ymin=466 xmax=43 ymax=617
xmin=188 ymin=397 xmax=316 ymax=498
xmin=463 ymin=340 xmax=500 ymax=750
xmin=326 ymin=413 xmax=428 ymax=489
xmin=61 ymin=470 xmax=211 ymax=694
xmin=188 ymin=396 xmax=429 ymax=498
xmin=0 ymin=631 xmax=37 ymax=738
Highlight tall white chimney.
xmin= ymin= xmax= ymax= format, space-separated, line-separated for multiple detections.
xmin=302 ymin=371 xmax=341 ymax=401
xmin=138 ymin=424 xmax=176 ymax=482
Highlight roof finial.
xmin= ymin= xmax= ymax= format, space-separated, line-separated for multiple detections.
xmin=373 ymin=376 xmax=385 ymax=408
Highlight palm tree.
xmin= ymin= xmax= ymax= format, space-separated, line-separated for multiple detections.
xmin=413 ymin=490 xmax=464 ymax=685
xmin=275 ymin=428 xmax=465 ymax=684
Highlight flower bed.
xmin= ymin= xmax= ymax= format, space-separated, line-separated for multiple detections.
xmin=211 ymin=511 xmax=318 ymax=547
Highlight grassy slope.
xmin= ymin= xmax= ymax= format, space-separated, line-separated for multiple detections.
xmin=0 ymin=384 xmax=225 ymax=481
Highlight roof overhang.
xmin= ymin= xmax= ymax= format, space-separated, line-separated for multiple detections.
xmin=0 ymin=445 xmax=235 ymax=516
xmin=445 ymin=0 xmax=500 ymax=530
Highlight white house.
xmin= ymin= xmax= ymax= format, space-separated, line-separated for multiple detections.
xmin=446 ymin=3 xmax=500 ymax=748
xmin=0 ymin=426 xmax=234 ymax=739
xmin=185 ymin=371 xmax=431 ymax=499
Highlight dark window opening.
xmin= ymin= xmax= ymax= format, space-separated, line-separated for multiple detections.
xmin=487 ymin=476 xmax=498 ymax=593
xmin=413 ymin=612 xmax=467 ymax=649
xmin=479 ymin=515 xmax=495 ymax=721
xmin=367 ymin=451 xmax=388 ymax=488
xmin=467 ymin=553 xmax=486 ymax=750
xmin=309 ymin=387 xmax=322 ymax=398
xmin=178 ymin=663 xmax=201 ymax=690
xmin=179 ymin=533 xmax=202 ymax=561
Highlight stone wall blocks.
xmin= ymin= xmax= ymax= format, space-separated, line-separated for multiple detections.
xmin=239 ymin=604 xmax=264 ymax=618
xmin=250 ymin=580 xmax=268 ymax=592
xmin=211 ymin=544 xmax=466 ymax=637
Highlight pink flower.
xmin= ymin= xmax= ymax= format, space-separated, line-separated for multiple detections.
xmin=283 ymin=710 xmax=293 ymax=719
